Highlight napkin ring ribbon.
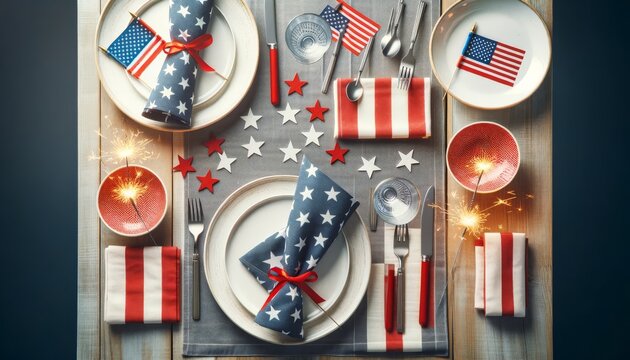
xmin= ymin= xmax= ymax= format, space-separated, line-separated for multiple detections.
xmin=261 ymin=267 xmax=325 ymax=310
xmin=163 ymin=34 xmax=215 ymax=72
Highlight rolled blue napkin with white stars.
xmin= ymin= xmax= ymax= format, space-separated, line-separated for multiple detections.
xmin=142 ymin=0 xmax=214 ymax=127
xmin=240 ymin=157 xmax=360 ymax=339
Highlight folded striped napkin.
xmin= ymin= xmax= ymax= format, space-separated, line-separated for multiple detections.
xmin=474 ymin=233 xmax=527 ymax=317
xmin=333 ymin=78 xmax=431 ymax=139
xmin=365 ymin=225 xmax=430 ymax=352
xmin=104 ymin=246 xmax=180 ymax=324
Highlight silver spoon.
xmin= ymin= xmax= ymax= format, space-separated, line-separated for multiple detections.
xmin=380 ymin=0 xmax=405 ymax=58
xmin=346 ymin=36 xmax=375 ymax=102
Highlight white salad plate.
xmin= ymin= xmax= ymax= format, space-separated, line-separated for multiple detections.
xmin=203 ymin=176 xmax=371 ymax=345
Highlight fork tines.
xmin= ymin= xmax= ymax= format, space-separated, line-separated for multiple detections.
xmin=188 ymin=198 xmax=204 ymax=223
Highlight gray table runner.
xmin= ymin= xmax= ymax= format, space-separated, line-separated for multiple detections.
xmin=181 ymin=0 xmax=447 ymax=356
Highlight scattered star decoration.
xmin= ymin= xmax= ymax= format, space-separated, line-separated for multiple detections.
xmin=241 ymin=108 xmax=262 ymax=130
xmin=197 ymin=169 xmax=220 ymax=193
xmin=277 ymin=103 xmax=300 ymax=125
xmin=358 ymin=156 xmax=381 ymax=178
xmin=241 ymin=136 xmax=264 ymax=158
xmin=279 ymin=141 xmax=301 ymax=163
xmin=306 ymin=100 xmax=329 ymax=122
xmin=216 ymin=152 xmax=237 ymax=173
xmin=396 ymin=149 xmax=420 ymax=172
xmin=173 ymin=155 xmax=195 ymax=178
xmin=203 ymin=133 xmax=224 ymax=155
xmin=326 ymin=142 xmax=349 ymax=164
xmin=284 ymin=73 xmax=308 ymax=96
xmin=301 ymin=124 xmax=324 ymax=147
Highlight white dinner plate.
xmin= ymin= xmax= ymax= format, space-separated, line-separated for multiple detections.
xmin=204 ymin=176 xmax=371 ymax=345
xmin=225 ymin=194 xmax=350 ymax=322
xmin=126 ymin=0 xmax=236 ymax=106
xmin=430 ymin=0 xmax=551 ymax=109
xmin=95 ymin=0 xmax=259 ymax=132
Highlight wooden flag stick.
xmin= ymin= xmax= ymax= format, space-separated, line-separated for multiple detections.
xmin=442 ymin=23 xmax=478 ymax=101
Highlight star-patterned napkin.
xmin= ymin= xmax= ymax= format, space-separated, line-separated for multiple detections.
xmin=142 ymin=0 xmax=214 ymax=127
xmin=239 ymin=157 xmax=359 ymax=339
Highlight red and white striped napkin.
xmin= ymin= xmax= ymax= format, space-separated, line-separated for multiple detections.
xmin=333 ymin=78 xmax=431 ymax=139
xmin=365 ymin=225 xmax=429 ymax=352
xmin=475 ymin=233 xmax=527 ymax=317
xmin=104 ymin=246 xmax=180 ymax=324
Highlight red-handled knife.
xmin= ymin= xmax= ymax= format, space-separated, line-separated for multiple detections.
xmin=265 ymin=0 xmax=280 ymax=106
xmin=385 ymin=264 xmax=395 ymax=332
xmin=419 ymin=185 xmax=435 ymax=327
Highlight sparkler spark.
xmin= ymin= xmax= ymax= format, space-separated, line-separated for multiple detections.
xmin=468 ymin=151 xmax=496 ymax=175
xmin=432 ymin=199 xmax=489 ymax=238
xmin=112 ymin=171 xmax=148 ymax=204
xmin=91 ymin=128 xmax=157 ymax=165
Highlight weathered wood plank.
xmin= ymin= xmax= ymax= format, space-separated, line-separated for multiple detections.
xmin=96 ymin=0 xmax=175 ymax=358
xmin=444 ymin=0 xmax=553 ymax=359
xmin=77 ymin=0 xmax=102 ymax=357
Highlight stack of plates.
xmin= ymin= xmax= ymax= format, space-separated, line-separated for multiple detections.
xmin=95 ymin=0 xmax=259 ymax=132
xmin=203 ymin=176 xmax=372 ymax=344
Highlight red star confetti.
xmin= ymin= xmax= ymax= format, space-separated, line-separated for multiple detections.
xmin=173 ymin=155 xmax=196 ymax=178
xmin=197 ymin=169 xmax=220 ymax=193
xmin=285 ymin=73 xmax=308 ymax=96
xmin=306 ymin=100 xmax=329 ymax=122
xmin=326 ymin=142 xmax=349 ymax=164
xmin=203 ymin=133 xmax=224 ymax=156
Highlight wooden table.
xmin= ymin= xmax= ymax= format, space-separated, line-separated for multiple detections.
xmin=78 ymin=0 xmax=552 ymax=358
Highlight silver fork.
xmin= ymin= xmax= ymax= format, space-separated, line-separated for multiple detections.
xmin=188 ymin=198 xmax=205 ymax=321
xmin=393 ymin=224 xmax=409 ymax=333
xmin=397 ymin=1 xmax=426 ymax=90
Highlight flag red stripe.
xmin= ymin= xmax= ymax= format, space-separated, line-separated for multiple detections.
xmin=501 ymin=233 xmax=515 ymax=316
xmin=408 ymin=78 xmax=426 ymax=138
xmin=161 ymin=247 xmax=180 ymax=322
xmin=491 ymin=57 xmax=520 ymax=71
xmin=337 ymin=79 xmax=359 ymax=138
xmin=374 ymin=78 xmax=392 ymax=138
xmin=125 ymin=247 xmax=144 ymax=323
xmin=492 ymin=51 xmax=523 ymax=65
xmin=489 ymin=61 xmax=518 ymax=76
xmin=338 ymin=1 xmax=380 ymax=30
xmin=458 ymin=64 xmax=514 ymax=87
xmin=461 ymin=59 xmax=516 ymax=81
xmin=128 ymin=36 xmax=160 ymax=74
xmin=495 ymin=46 xmax=524 ymax=60
xmin=133 ymin=39 xmax=164 ymax=78
xmin=385 ymin=264 xmax=403 ymax=351
xmin=497 ymin=41 xmax=526 ymax=54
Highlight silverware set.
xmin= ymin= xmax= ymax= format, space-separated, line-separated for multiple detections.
xmin=187 ymin=198 xmax=206 ymax=321
xmin=380 ymin=0 xmax=405 ymax=58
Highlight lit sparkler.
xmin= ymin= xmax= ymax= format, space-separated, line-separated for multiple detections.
xmin=92 ymin=127 xmax=157 ymax=166
xmin=111 ymin=170 xmax=148 ymax=204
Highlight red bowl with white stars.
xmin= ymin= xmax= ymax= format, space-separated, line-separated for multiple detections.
xmin=97 ymin=165 xmax=167 ymax=237
xmin=447 ymin=121 xmax=520 ymax=193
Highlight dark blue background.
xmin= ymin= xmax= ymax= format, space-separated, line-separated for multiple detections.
xmin=0 ymin=0 xmax=627 ymax=358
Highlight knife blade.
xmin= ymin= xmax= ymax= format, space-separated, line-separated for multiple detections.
xmin=419 ymin=185 xmax=435 ymax=327
xmin=265 ymin=0 xmax=280 ymax=106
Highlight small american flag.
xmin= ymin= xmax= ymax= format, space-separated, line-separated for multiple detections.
xmin=457 ymin=33 xmax=525 ymax=87
xmin=321 ymin=1 xmax=380 ymax=56
xmin=106 ymin=18 xmax=165 ymax=79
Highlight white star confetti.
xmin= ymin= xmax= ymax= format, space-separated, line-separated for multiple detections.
xmin=216 ymin=152 xmax=236 ymax=173
xmin=241 ymin=108 xmax=262 ymax=130
xmin=358 ymin=156 xmax=381 ymax=178
xmin=241 ymin=136 xmax=264 ymax=158
xmin=279 ymin=141 xmax=301 ymax=163
xmin=396 ymin=149 xmax=420 ymax=172
xmin=301 ymin=124 xmax=324 ymax=147
xmin=277 ymin=103 xmax=300 ymax=125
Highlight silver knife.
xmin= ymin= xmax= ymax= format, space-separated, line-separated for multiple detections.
xmin=265 ymin=0 xmax=280 ymax=106
xmin=419 ymin=185 xmax=434 ymax=327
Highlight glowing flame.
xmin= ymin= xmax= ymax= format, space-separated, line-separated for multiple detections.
xmin=112 ymin=171 xmax=148 ymax=204
xmin=92 ymin=128 xmax=157 ymax=165
xmin=468 ymin=151 xmax=496 ymax=175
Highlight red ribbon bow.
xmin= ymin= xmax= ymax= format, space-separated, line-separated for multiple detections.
xmin=163 ymin=34 xmax=215 ymax=72
xmin=260 ymin=267 xmax=325 ymax=311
